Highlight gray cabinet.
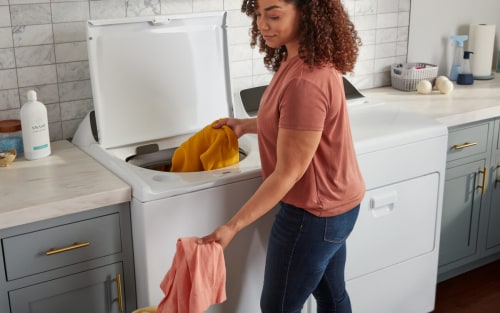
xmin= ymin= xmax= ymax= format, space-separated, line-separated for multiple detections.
xmin=0 ymin=203 xmax=136 ymax=313
xmin=439 ymin=118 xmax=500 ymax=281
xmin=486 ymin=120 xmax=500 ymax=251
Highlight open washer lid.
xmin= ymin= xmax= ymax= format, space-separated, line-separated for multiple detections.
xmin=87 ymin=12 xmax=233 ymax=149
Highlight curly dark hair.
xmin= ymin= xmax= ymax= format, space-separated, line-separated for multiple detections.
xmin=241 ymin=0 xmax=361 ymax=73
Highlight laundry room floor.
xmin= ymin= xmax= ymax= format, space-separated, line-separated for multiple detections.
xmin=432 ymin=260 xmax=500 ymax=313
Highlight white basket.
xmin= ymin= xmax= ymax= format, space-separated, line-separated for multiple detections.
xmin=391 ymin=63 xmax=438 ymax=91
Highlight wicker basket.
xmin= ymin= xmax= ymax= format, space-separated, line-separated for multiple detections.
xmin=391 ymin=63 xmax=438 ymax=91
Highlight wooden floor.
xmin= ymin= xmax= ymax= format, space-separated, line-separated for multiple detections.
xmin=432 ymin=260 xmax=500 ymax=313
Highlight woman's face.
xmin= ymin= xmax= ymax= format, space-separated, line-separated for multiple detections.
xmin=255 ymin=0 xmax=301 ymax=56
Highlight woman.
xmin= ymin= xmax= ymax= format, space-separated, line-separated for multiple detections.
xmin=199 ymin=0 xmax=365 ymax=312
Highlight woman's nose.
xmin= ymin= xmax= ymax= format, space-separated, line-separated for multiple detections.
xmin=257 ymin=18 xmax=269 ymax=31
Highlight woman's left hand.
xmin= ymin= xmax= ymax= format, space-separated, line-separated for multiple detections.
xmin=198 ymin=224 xmax=237 ymax=250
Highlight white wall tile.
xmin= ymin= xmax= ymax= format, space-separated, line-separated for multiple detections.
xmin=51 ymin=2 xmax=89 ymax=23
xmin=193 ymin=0 xmax=222 ymax=12
xmin=90 ymin=0 xmax=126 ymax=19
xmin=17 ymin=64 xmax=57 ymax=87
xmin=377 ymin=12 xmax=399 ymax=28
xmin=398 ymin=11 xmax=410 ymax=27
xmin=0 ymin=48 xmax=15 ymax=69
xmin=375 ymin=42 xmax=396 ymax=58
xmin=224 ymin=0 xmax=241 ymax=11
xmin=10 ymin=4 xmax=51 ymax=26
xmin=126 ymin=0 xmax=161 ymax=17
xmin=355 ymin=0 xmax=377 ymax=15
xmin=354 ymin=59 xmax=375 ymax=75
xmin=377 ymin=0 xmax=398 ymax=13
xmin=55 ymin=41 xmax=88 ymax=63
xmin=60 ymin=98 xmax=93 ymax=120
xmin=230 ymin=59 xmax=252 ymax=78
xmin=53 ymin=22 xmax=86 ymax=43
xmin=354 ymin=15 xmax=377 ymax=31
xmin=56 ymin=61 xmax=90 ymax=82
xmin=15 ymin=44 xmax=55 ymax=67
xmin=15 ymin=45 xmax=55 ymax=67
xmin=0 ymin=27 xmax=13 ymax=48
xmin=12 ymin=24 xmax=53 ymax=46
xmin=61 ymin=118 xmax=81 ymax=139
xmin=58 ymin=79 xmax=92 ymax=102
xmin=48 ymin=121 xmax=63 ymax=141
xmin=160 ymin=0 xmax=192 ymax=15
xmin=0 ymin=7 xmax=10 ymax=27
xmin=0 ymin=69 xmax=18 ymax=89
xmin=376 ymin=27 xmax=397 ymax=43
xmin=0 ymin=89 xmax=20 ymax=110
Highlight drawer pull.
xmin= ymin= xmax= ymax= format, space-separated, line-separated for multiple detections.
xmin=45 ymin=242 xmax=90 ymax=256
xmin=116 ymin=273 xmax=124 ymax=312
xmin=453 ymin=142 xmax=478 ymax=150
xmin=476 ymin=167 xmax=487 ymax=195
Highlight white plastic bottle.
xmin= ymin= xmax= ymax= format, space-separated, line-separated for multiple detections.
xmin=20 ymin=90 xmax=51 ymax=160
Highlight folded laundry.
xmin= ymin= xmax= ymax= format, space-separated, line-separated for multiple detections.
xmin=156 ymin=237 xmax=226 ymax=313
xmin=170 ymin=120 xmax=239 ymax=172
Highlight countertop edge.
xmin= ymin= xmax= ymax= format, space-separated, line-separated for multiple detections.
xmin=0 ymin=186 xmax=131 ymax=230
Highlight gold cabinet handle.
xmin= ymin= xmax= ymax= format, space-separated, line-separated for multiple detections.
xmin=45 ymin=242 xmax=90 ymax=256
xmin=453 ymin=142 xmax=478 ymax=150
xmin=116 ymin=273 xmax=124 ymax=312
xmin=477 ymin=167 xmax=487 ymax=194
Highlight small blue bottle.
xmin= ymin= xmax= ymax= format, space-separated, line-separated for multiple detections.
xmin=457 ymin=51 xmax=474 ymax=85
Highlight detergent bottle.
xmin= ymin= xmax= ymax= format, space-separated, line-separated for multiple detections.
xmin=20 ymin=90 xmax=51 ymax=160
xmin=457 ymin=51 xmax=474 ymax=85
xmin=449 ymin=35 xmax=468 ymax=81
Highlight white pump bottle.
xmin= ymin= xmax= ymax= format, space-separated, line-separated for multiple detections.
xmin=20 ymin=90 xmax=51 ymax=160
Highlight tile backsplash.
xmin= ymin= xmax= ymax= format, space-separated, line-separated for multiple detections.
xmin=0 ymin=0 xmax=410 ymax=141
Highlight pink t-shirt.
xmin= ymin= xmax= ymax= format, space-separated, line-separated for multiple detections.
xmin=257 ymin=56 xmax=365 ymax=217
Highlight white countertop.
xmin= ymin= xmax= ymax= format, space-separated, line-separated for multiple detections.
xmin=362 ymin=76 xmax=500 ymax=127
xmin=0 ymin=140 xmax=131 ymax=230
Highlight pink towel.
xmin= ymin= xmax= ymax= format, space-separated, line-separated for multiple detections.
xmin=157 ymin=237 xmax=226 ymax=313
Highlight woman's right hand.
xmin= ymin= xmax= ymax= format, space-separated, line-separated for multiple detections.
xmin=213 ymin=118 xmax=257 ymax=138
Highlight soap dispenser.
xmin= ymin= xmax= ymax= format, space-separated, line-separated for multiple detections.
xmin=457 ymin=51 xmax=474 ymax=85
xmin=449 ymin=35 xmax=468 ymax=81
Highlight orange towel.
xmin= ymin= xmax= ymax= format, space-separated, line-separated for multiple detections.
xmin=156 ymin=238 xmax=226 ymax=313
xmin=170 ymin=120 xmax=239 ymax=172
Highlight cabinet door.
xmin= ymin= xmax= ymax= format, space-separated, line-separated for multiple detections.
xmin=439 ymin=160 xmax=485 ymax=267
xmin=9 ymin=263 xmax=125 ymax=313
xmin=486 ymin=155 xmax=500 ymax=250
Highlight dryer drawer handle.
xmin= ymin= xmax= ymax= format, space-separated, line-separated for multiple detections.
xmin=45 ymin=242 xmax=90 ymax=256
xmin=369 ymin=191 xmax=398 ymax=217
xmin=453 ymin=142 xmax=477 ymax=150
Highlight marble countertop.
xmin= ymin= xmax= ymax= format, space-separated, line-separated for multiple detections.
xmin=362 ymin=76 xmax=500 ymax=127
xmin=0 ymin=140 xmax=131 ymax=230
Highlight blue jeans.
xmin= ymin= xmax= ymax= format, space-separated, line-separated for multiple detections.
xmin=260 ymin=202 xmax=360 ymax=313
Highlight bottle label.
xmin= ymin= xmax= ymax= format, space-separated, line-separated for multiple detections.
xmin=33 ymin=143 xmax=49 ymax=151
